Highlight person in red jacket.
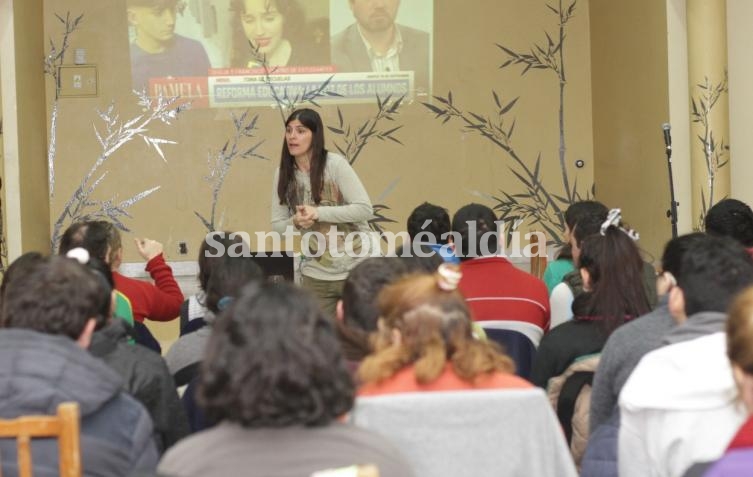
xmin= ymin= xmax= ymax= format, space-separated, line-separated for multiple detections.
xmin=59 ymin=221 xmax=184 ymax=323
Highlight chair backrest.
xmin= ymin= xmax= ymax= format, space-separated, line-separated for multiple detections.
xmin=529 ymin=231 xmax=548 ymax=280
xmin=482 ymin=328 xmax=537 ymax=380
xmin=310 ymin=465 xmax=379 ymax=477
xmin=0 ymin=402 xmax=82 ymax=477
xmin=352 ymin=388 xmax=577 ymax=477
xmin=479 ymin=320 xmax=544 ymax=348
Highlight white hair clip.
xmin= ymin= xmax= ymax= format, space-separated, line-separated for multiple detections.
xmin=600 ymin=208 xmax=640 ymax=241
xmin=437 ymin=263 xmax=462 ymax=291
xmin=66 ymin=247 xmax=90 ymax=264
xmin=601 ymin=209 xmax=622 ymax=236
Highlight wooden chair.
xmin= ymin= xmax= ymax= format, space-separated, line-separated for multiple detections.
xmin=310 ymin=464 xmax=380 ymax=477
xmin=529 ymin=231 xmax=548 ymax=280
xmin=0 ymin=402 xmax=82 ymax=477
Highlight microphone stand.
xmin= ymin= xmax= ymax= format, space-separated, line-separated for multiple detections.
xmin=665 ymin=143 xmax=679 ymax=238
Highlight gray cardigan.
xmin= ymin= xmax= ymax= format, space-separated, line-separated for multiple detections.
xmin=590 ymin=296 xmax=674 ymax=432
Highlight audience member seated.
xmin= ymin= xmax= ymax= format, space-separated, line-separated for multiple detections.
xmin=581 ymin=233 xmax=706 ymax=477
xmin=81 ymin=253 xmax=189 ymax=453
xmin=550 ymin=209 xmax=657 ymax=328
xmin=353 ymin=264 xmax=577 ymax=477
xmin=705 ymin=198 xmax=753 ymax=256
xmin=165 ymin=254 xmax=263 ymax=387
xmin=406 ymin=202 xmax=459 ymax=264
xmin=0 ymin=255 xmax=158 ymax=475
xmin=179 ymin=232 xmax=246 ymax=336
xmin=59 ymin=220 xmax=185 ymax=352
xmin=619 ymin=235 xmax=753 ymax=477
xmin=59 ymin=222 xmax=135 ymax=328
xmin=543 ymin=201 xmax=609 ymax=294
xmin=682 ymin=287 xmax=753 ymax=476
xmin=531 ymin=211 xmax=651 ymax=464
xmin=452 ymin=203 xmax=550 ymax=339
xmin=358 ymin=263 xmax=531 ymax=395
xmin=336 ymin=256 xmax=408 ymax=373
xmin=158 ymin=282 xmax=414 ymax=477
xmin=589 ymin=232 xmax=706 ymax=432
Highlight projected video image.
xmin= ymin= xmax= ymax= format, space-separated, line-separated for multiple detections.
xmin=125 ymin=0 xmax=433 ymax=107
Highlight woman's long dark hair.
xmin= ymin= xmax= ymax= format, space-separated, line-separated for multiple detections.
xmin=228 ymin=0 xmax=305 ymax=68
xmin=574 ymin=226 xmax=651 ymax=334
xmin=277 ymin=108 xmax=328 ymax=209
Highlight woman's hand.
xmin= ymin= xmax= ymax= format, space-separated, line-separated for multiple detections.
xmin=295 ymin=205 xmax=319 ymax=229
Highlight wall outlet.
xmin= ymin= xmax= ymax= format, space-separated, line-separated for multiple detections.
xmin=178 ymin=241 xmax=188 ymax=255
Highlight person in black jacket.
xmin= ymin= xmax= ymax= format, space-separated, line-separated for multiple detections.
xmin=85 ymin=255 xmax=189 ymax=452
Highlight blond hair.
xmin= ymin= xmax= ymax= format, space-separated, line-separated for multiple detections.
xmin=358 ymin=269 xmax=514 ymax=385
xmin=727 ymin=286 xmax=753 ymax=374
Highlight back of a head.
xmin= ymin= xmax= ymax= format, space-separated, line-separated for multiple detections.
xmin=564 ymin=201 xmax=609 ymax=232
xmin=200 ymin=282 xmax=354 ymax=427
xmin=359 ymin=266 xmax=514 ymax=385
xmin=205 ymin=255 xmax=264 ymax=313
xmin=342 ymin=257 xmax=408 ymax=332
xmin=705 ymin=199 xmax=753 ymax=247
xmin=577 ymin=226 xmax=651 ymax=329
xmin=197 ymin=232 xmax=249 ymax=293
xmin=660 ymin=232 xmax=707 ymax=278
xmin=2 ymin=256 xmax=110 ymax=340
xmin=407 ymin=202 xmax=451 ymax=243
xmin=572 ymin=213 xmax=608 ymax=250
xmin=677 ymin=235 xmax=753 ymax=316
xmin=58 ymin=220 xmax=121 ymax=264
xmin=452 ymin=203 xmax=499 ymax=261
xmin=0 ymin=252 xmax=45 ymax=300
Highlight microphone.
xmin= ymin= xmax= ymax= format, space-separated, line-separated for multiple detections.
xmin=662 ymin=123 xmax=672 ymax=151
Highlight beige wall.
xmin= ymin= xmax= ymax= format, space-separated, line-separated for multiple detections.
xmin=1 ymin=0 xmax=50 ymax=258
xmin=40 ymin=0 xmax=594 ymax=261
xmin=589 ymin=0 xmax=673 ymax=262
xmin=727 ymin=0 xmax=753 ymax=206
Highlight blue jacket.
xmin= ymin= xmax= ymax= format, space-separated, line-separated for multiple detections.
xmin=581 ymin=411 xmax=620 ymax=477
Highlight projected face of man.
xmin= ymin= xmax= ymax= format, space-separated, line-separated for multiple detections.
xmin=349 ymin=0 xmax=400 ymax=34
xmin=242 ymin=0 xmax=285 ymax=56
xmin=128 ymin=2 xmax=178 ymax=53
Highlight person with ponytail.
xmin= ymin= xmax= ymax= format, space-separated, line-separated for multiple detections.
xmin=271 ymin=108 xmax=373 ymax=319
xmin=531 ymin=210 xmax=651 ymax=389
xmin=358 ymin=264 xmax=531 ymax=395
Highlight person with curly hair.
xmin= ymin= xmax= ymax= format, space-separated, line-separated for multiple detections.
xmin=158 ymin=282 xmax=413 ymax=477
xmin=705 ymin=198 xmax=753 ymax=255
xmin=358 ymin=265 xmax=532 ymax=395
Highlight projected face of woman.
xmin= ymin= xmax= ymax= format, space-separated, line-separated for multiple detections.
xmin=241 ymin=0 xmax=285 ymax=56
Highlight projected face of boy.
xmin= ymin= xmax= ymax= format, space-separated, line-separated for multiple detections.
xmin=242 ymin=0 xmax=285 ymax=56
xmin=349 ymin=0 xmax=400 ymax=34
xmin=128 ymin=2 xmax=178 ymax=53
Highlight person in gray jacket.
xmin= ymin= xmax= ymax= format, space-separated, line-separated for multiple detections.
xmin=0 ymin=254 xmax=159 ymax=476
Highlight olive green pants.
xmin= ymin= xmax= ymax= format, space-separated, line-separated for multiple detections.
xmin=301 ymin=276 xmax=345 ymax=320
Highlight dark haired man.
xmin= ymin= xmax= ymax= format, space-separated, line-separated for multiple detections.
xmin=336 ymin=256 xmax=408 ymax=369
xmin=453 ymin=203 xmax=550 ymax=341
xmin=619 ymin=235 xmax=753 ymax=477
xmin=331 ymin=0 xmax=430 ymax=92
xmin=0 ymin=256 xmax=158 ymax=475
xmin=406 ymin=202 xmax=458 ymax=264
